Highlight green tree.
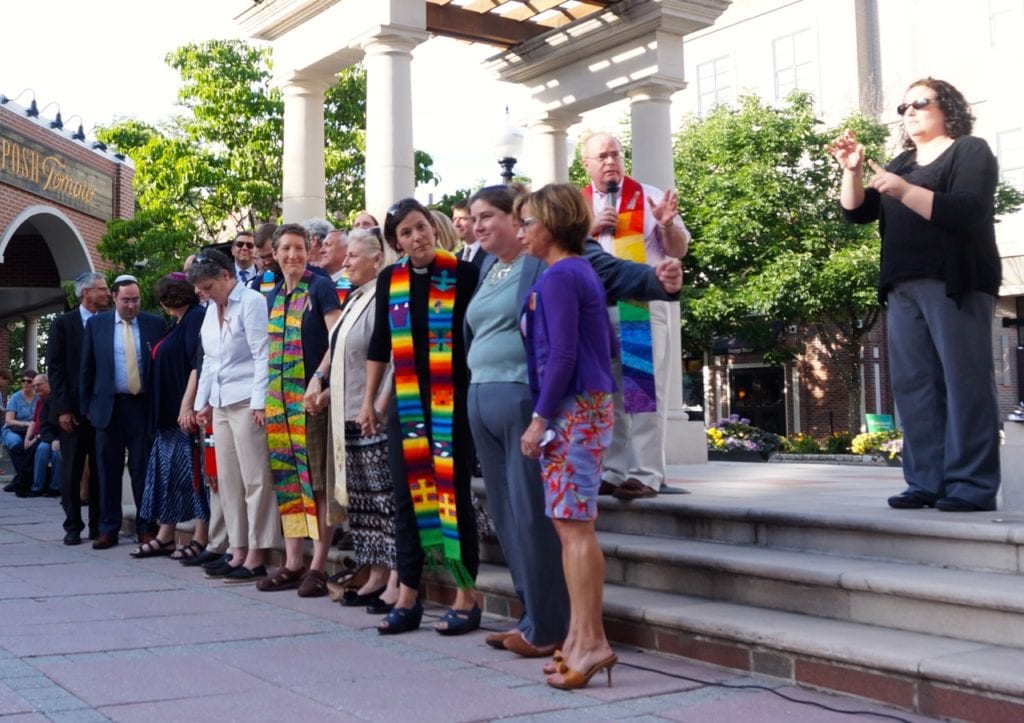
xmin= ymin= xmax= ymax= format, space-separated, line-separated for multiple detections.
xmin=674 ymin=93 xmax=890 ymax=431
xmin=96 ymin=39 xmax=438 ymax=302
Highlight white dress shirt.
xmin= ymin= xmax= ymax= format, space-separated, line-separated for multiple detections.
xmin=195 ymin=281 xmax=269 ymax=411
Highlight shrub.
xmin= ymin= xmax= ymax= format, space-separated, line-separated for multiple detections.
xmin=850 ymin=430 xmax=902 ymax=455
xmin=823 ymin=431 xmax=854 ymax=454
xmin=707 ymin=415 xmax=784 ymax=454
xmin=783 ymin=433 xmax=821 ymax=454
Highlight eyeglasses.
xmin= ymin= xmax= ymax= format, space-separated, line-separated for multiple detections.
xmin=21 ymin=378 xmax=33 ymax=383
xmin=520 ymin=217 xmax=538 ymax=228
xmin=897 ymin=98 xmax=939 ymax=116
xmin=587 ymin=150 xmax=621 ymax=163
xmin=234 ymin=241 xmax=255 ymax=249
xmin=86 ymin=285 xmax=109 ymax=293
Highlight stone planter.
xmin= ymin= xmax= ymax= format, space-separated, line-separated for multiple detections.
xmin=707 ymin=449 xmax=771 ymax=462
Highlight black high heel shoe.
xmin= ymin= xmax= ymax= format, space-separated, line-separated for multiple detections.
xmin=377 ymin=600 xmax=423 ymax=635
xmin=341 ymin=586 xmax=386 ymax=607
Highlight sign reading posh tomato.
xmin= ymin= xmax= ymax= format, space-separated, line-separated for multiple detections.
xmin=0 ymin=125 xmax=114 ymax=220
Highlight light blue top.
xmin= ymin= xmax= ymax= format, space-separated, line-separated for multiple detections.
xmin=2 ymin=390 xmax=35 ymax=433
xmin=466 ymin=256 xmax=529 ymax=385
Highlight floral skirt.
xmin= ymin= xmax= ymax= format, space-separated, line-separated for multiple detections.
xmin=540 ymin=391 xmax=614 ymax=521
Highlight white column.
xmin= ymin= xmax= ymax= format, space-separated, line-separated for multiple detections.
xmin=626 ymin=80 xmax=706 ymax=462
xmin=24 ymin=316 xmax=38 ymax=370
xmin=526 ymin=110 xmax=580 ymax=186
xmin=280 ymin=73 xmax=334 ymax=222
xmin=627 ymin=82 xmax=677 ymax=190
xmin=362 ymin=30 xmax=427 ymax=222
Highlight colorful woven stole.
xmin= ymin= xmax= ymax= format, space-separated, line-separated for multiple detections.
xmin=260 ymin=269 xmax=276 ymax=296
xmin=334 ymin=274 xmax=352 ymax=306
xmin=388 ymin=250 xmax=472 ymax=588
xmin=584 ymin=178 xmax=657 ymax=413
xmin=266 ymin=271 xmax=319 ymax=539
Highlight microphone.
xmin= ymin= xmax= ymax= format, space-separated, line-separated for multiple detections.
xmin=605 ymin=180 xmax=619 ymax=212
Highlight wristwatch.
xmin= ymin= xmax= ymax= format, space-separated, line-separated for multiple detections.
xmin=312 ymin=370 xmax=327 ymax=383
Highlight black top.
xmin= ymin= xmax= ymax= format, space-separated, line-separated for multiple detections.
xmin=368 ymin=259 xmax=479 ymax=402
xmin=843 ymin=135 xmax=1001 ymax=301
xmin=265 ymin=273 xmax=341 ymax=385
xmin=149 ymin=305 xmax=204 ymax=431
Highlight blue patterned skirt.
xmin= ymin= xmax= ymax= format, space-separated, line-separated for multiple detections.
xmin=140 ymin=428 xmax=210 ymax=524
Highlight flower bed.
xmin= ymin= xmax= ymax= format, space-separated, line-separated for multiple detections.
xmin=706 ymin=415 xmax=784 ymax=458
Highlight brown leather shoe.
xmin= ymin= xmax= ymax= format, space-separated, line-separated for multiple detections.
xmin=612 ymin=478 xmax=658 ymax=500
xmin=297 ymin=570 xmax=328 ymax=598
xmin=485 ymin=630 xmax=517 ymax=650
xmin=503 ymin=632 xmax=560 ymax=658
xmin=256 ymin=566 xmax=304 ymax=592
xmin=598 ymin=481 xmax=617 ymax=496
xmin=92 ymin=533 xmax=119 ymax=550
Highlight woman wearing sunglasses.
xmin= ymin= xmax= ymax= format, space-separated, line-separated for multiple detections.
xmin=829 ymin=77 xmax=1001 ymax=513
xmin=358 ymin=198 xmax=481 ymax=635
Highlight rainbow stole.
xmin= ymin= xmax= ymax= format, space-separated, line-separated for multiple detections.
xmin=585 ymin=177 xmax=657 ymax=413
xmin=335 ymin=274 xmax=352 ymax=306
xmin=260 ymin=269 xmax=276 ymax=296
xmin=388 ymin=251 xmax=472 ymax=588
xmin=266 ymin=271 xmax=318 ymax=539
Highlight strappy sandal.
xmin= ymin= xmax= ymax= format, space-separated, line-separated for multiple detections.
xmin=130 ymin=538 xmax=175 ymax=558
xmin=326 ymin=560 xmax=365 ymax=602
xmin=377 ymin=601 xmax=423 ymax=635
xmin=170 ymin=539 xmax=206 ymax=561
xmin=434 ymin=604 xmax=481 ymax=636
xmin=255 ymin=566 xmax=304 ymax=592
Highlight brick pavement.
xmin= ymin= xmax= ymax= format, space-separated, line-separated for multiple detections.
xmin=0 ymin=479 xmax=938 ymax=722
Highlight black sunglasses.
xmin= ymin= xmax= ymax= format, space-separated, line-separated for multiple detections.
xmin=386 ymin=198 xmax=419 ymax=217
xmin=896 ymin=98 xmax=939 ymax=116
xmin=234 ymin=241 xmax=255 ymax=249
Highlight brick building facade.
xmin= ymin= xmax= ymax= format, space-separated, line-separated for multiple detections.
xmin=0 ymin=98 xmax=134 ymax=371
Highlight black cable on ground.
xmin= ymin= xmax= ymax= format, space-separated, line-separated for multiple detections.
xmin=473 ymin=623 xmax=914 ymax=723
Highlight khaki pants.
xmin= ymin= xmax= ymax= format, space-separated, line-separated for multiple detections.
xmin=213 ymin=400 xmax=281 ymax=550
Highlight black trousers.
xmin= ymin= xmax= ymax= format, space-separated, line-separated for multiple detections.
xmin=60 ymin=419 xmax=100 ymax=535
xmin=94 ymin=396 xmax=153 ymax=536
xmin=387 ymin=397 xmax=478 ymax=591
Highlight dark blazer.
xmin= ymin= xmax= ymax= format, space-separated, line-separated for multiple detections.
xmin=80 ymin=311 xmax=166 ymax=429
xmin=469 ymin=248 xmax=491 ymax=269
xmin=466 ymin=240 xmax=677 ymax=351
xmin=46 ymin=309 xmax=87 ymax=420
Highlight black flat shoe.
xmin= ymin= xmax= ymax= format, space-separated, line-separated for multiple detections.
xmin=366 ymin=596 xmax=395 ymax=614
xmin=378 ymin=601 xmax=423 ymax=635
xmin=936 ymin=496 xmax=989 ymax=512
xmin=887 ymin=491 xmax=936 ymax=509
xmin=341 ymin=586 xmax=386 ymax=607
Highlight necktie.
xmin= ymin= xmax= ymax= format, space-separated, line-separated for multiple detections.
xmin=240 ymin=269 xmax=250 ymax=284
xmin=123 ymin=321 xmax=141 ymax=395
xmin=462 ymin=247 xmax=472 ymax=262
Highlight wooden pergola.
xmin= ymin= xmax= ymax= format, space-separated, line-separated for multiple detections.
xmin=425 ymin=0 xmax=619 ymax=47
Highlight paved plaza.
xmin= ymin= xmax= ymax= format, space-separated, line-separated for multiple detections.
xmin=0 ymin=464 xmax=939 ymax=722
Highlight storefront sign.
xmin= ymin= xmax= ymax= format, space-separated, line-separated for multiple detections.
xmin=0 ymin=125 xmax=114 ymax=220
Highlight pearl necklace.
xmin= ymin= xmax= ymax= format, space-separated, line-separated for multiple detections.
xmin=488 ymin=253 xmax=523 ymax=286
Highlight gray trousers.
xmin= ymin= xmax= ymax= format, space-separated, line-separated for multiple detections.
xmin=887 ymin=280 xmax=1000 ymax=508
xmin=468 ymin=382 xmax=569 ymax=646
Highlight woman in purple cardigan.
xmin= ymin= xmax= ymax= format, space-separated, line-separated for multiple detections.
xmin=517 ymin=183 xmax=617 ymax=691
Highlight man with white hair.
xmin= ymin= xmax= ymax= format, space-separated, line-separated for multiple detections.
xmin=302 ymin=218 xmax=333 ymax=268
xmin=320 ymin=229 xmax=348 ymax=282
xmin=581 ymin=131 xmax=690 ymax=500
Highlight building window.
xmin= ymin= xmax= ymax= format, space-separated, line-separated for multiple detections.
xmin=989 ymin=0 xmax=1024 ymax=50
xmin=772 ymin=29 xmax=816 ymax=101
xmin=998 ymin=128 xmax=1024 ymax=191
xmin=696 ymin=56 xmax=733 ymax=116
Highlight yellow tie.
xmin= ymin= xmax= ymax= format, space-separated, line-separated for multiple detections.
xmin=123 ymin=320 xmax=141 ymax=395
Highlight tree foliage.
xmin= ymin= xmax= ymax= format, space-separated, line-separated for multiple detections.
xmin=674 ymin=93 xmax=890 ymax=430
xmin=96 ymin=39 xmax=437 ymax=303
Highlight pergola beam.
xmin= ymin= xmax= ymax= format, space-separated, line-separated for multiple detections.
xmin=425 ymin=2 xmax=549 ymax=47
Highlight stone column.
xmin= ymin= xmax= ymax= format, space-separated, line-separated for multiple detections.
xmin=362 ymin=30 xmax=428 ymax=221
xmin=526 ymin=109 xmax=580 ymax=186
xmin=24 ymin=316 xmax=38 ymax=370
xmin=627 ymin=80 xmax=707 ymax=463
xmin=280 ymin=73 xmax=335 ymax=222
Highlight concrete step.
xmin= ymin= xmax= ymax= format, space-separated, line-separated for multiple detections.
xmin=591 ymin=496 xmax=1024 ymax=574
xmin=598 ymin=532 xmax=1024 ymax=648
xmin=465 ymin=563 xmax=1024 ymax=720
